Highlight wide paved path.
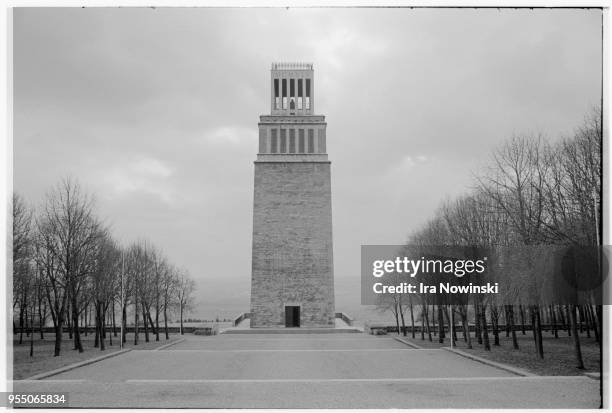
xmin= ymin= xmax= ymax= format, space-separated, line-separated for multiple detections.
xmin=12 ymin=333 xmax=600 ymax=408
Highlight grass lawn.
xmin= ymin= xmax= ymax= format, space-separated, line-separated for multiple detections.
xmin=11 ymin=331 xmax=182 ymax=380
xmin=397 ymin=329 xmax=601 ymax=376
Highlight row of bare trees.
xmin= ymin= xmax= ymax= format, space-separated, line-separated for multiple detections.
xmin=380 ymin=108 xmax=601 ymax=369
xmin=12 ymin=178 xmax=196 ymax=357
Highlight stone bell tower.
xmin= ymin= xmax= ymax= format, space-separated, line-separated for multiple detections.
xmin=250 ymin=62 xmax=335 ymax=328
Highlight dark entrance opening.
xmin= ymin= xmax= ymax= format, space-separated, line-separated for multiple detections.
xmin=285 ymin=306 xmax=300 ymax=327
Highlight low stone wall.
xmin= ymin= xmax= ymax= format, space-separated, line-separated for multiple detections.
xmin=364 ymin=324 xmax=559 ymax=335
xmin=21 ymin=326 xmax=197 ymax=334
xmin=233 ymin=312 xmax=354 ymax=327
xmin=334 ymin=312 xmax=354 ymax=326
xmin=194 ymin=325 xmax=219 ymax=336
xmin=233 ymin=312 xmax=252 ymax=327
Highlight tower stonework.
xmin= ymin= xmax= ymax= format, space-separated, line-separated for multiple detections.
xmin=250 ymin=63 xmax=335 ymax=328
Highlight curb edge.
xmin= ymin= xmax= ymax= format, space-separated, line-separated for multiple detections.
xmin=442 ymin=347 xmax=536 ymax=377
xmin=25 ymin=348 xmax=132 ymax=380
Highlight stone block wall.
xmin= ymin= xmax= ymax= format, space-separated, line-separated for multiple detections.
xmin=250 ymin=161 xmax=335 ymax=328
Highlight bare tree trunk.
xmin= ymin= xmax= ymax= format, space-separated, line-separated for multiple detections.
xmin=582 ymin=305 xmax=591 ymax=338
xmin=480 ymin=304 xmax=490 ymax=351
xmin=67 ymin=302 xmax=73 ymax=340
xmin=100 ymin=304 xmax=106 ymax=351
xmin=558 ymin=305 xmax=567 ymax=332
xmin=54 ymin=323 xmax=62 ymax=357
xmin=432 ymin=305 xmax=437 ymax=337
xmin=112 ymin=300 xmax=117 ymax=337
xmin=72 ymin=296 xmax=83 ymax=353
xmin=587 ymin=305 xmax=600 ymax=344
xmin=424 ymin=306 xmax=432 ymax=342
xmin=491 ymin=306 xmax=500 ymax=346
xmin=38 ymin=299 xmax=45 ymax=340
xmin=475 ymin=302 xmax=482 ymax=345
xmin=506 ymin=305 xmax=519 ymax=349
xmin=594 ymin=305 xmax=602 ymax=346
xmin=164 ymin=304 xmax=169 ymax=340
xmin=550 ymin=305 xmax=558 ymax=338
xmin=29 ymin=303 xmax=35 ymax=357
xmin=180 ymin=304 xmax=184 ymax=335
xmin=122 ymin=304 xmax=127 ymax=344
xmin=461 ymin=308 xmax=472 ymax=349
xmin=102 ymin=308 xmax=106 ymax=340
xmin=25 ymin=305 xmax=30 ymax=338
xmin=19 ymin=299 xmax=25 ymax=344
xmin=409 ymin=303 xmax=415 ymax=339
xmin=444 ymin=306 xmax=456 ymax=346
xmin=437 ymin=305 xmax=445 ymax=343
xmin=83 ymin=304 xmax=88 ymax=337
xmin=420 ymin=307 xmax=425 ymax=340
xmin=504 ymin=306 xmax=510 ymax=337
xmin=519 ymin=304 xmax=526 ymax=335
xmin=94 ymin=303 xmax=100 ymax=348
xmin=399 ymin=301 xmax=407 ymax=337
xmin=392 ymin=300 xmax=400 ymax=335
xmin=535 ymin=306 xmax=544 ymax=358
xmin=142 ymin=305 xmax=150 ymax=343
xmin=531 ymin=307 xmax=537 ymax=343
xmin=147 ymin=311 xmax=157 ymax=337
xmin=134 ymin=301 xmax=139 ymax=345
xmin=108 ymin=307 xmax=113 ymax=347
xmin=155 ymin=307 xmax=160 ymax=341
xmin=570 ymin=304 xmax=584 ymax=369
xmin=531 ymin=305 xmax=544 ymax=358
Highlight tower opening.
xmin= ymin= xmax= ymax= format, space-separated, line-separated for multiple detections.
xmin=285 ymin=306 xmax=300 ymax=327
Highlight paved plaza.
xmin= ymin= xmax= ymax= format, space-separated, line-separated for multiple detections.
xmin=12 ymin=333 xmax=600 ymax=408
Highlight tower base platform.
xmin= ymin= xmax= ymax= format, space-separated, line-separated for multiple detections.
xmin=221 ymin=327 xmax=362 ymax=334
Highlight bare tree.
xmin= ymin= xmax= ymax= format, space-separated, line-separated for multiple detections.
xmin=175 ymin=270 xmax=195 ymax=335
xmin=161 ymin=264 xmax=178 ymax=339
xmin=476 ymin=135 xmax=550 ymax=358
xmin=35 ymin=178 xmax=104 ymax=355
xmin=92 ymin=234 xmax=119 ymax=351
xmin=13 ymin=193 xmax=33 ymax=340
xmin=376 ymin=292 xmax=401 ymax=335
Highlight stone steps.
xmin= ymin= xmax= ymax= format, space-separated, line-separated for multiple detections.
xmin=222 ymin=328 xmax=362 ymax=334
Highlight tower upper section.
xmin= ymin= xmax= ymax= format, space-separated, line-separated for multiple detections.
xmin=270 ymin=62 xmax=314 ymax=116
xmin=257 ymin=62 xmax=327 ymax=162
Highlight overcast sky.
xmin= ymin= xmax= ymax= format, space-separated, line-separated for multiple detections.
xmin=13 ymin=7 xmax=602 ymax=319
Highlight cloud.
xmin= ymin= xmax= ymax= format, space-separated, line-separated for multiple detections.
xmin=201 ymin=126 xmax=257 ymax=146
xmin=385 ymin=154 xmax=429 ymax=177
xmin=308 ymin=27 xmax=389 ymax=72
xmin=131 ymin=157 xmax=172 ymax=178
xmin=104 ymin=155 xmax=177 ymax=205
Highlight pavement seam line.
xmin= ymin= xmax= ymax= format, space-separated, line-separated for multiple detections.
xmin=153 ymin=348 xmax=432 ymax=352
xmin=442 ymin=347 xmax=536 ymax=377
xmin=24 ymin=348 xmax=132 ymax=380
xmin=154 ymin=338 xmax=186 ymax=351
xmin=123 ymin=376 xmax=589 ymax=384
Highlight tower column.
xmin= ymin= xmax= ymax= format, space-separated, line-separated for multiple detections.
xmin=251 ymin=62 xmax=334 ymax=328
